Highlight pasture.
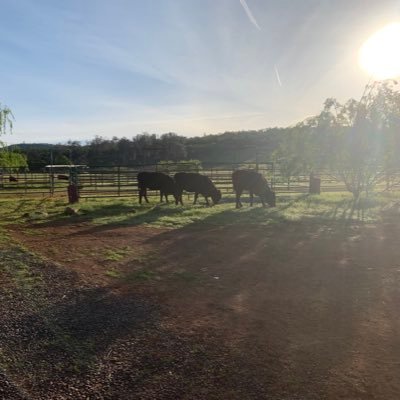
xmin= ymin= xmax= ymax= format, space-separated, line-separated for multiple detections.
xmin=1 ymin=192 xmax=400 ymax=399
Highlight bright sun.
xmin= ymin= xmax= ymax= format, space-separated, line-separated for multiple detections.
xmin=359 ymin=23 xmax=400 ymax=80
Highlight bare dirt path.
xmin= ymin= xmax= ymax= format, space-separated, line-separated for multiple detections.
xmin=5 ymin=217 xmax=400 ymax=399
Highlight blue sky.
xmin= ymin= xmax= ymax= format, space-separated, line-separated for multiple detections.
xmin=0 ymin=0 xmax=399 ymax=144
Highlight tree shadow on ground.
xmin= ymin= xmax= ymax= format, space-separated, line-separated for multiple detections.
xmin=134 ymin=211 xmax=398 ymax=398
xmin=28 ymin=202 xmax=188 ymax=232
xmin=27 ymin=202 xmax=138 ymax=228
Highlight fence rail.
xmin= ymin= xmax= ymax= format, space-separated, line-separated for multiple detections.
xmin=0 ymin=163 xmax=399 ymax=199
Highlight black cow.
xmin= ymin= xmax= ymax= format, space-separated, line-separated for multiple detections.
xmin=137 ymin=171 xmax=179 ymax=204
xmin=174 ymin=172 xmax=221 ymax=206
xmin=9 ymin=176 xmax=18 ymax=182
xmin=232 ymin=169 xmax=276 ymax=208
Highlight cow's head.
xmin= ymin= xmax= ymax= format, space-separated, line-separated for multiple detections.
xmin=263 ymin=187 xmax=276 ymax=207
xmin=212 ymin=189 xmax=222 ymax=205
xmin=172 ymin=185 xmax=182 ymax=205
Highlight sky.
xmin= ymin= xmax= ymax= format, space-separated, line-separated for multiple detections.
xmin=0 ymin=0 xmax=400 ymax=144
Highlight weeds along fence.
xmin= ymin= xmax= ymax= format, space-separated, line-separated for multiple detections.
xmin=1 ymin=163 xmax=400 ymax=199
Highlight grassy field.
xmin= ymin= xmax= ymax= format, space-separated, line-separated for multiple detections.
xmin=1 ymin=190 xmax=398 ymax=228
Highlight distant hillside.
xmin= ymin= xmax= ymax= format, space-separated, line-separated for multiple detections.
xmin=9 ymin=128 xmax=293 ymax=169
xmin=8 ymin=143 xmax=56 ymax=150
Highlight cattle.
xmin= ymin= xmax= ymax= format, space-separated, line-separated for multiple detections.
xmin=9 ymin=176 xmax=18 ymax=182
xmin=232 ymin=169 xmax=276 ymax=208
xmin=137 ymin=171 xmax=179 ymax=204
xmin=57 ymin=174 xmax=69 ymax=180
xmin=174 ymin=172 xmax=221 ymax=206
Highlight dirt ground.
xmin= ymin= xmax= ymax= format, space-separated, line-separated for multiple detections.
xmin=5 ymin=215 xmax=400 ymax=399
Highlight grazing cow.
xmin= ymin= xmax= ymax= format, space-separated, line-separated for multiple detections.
xmin=57 ymin=174 xmax=69 ymax=180
xmin=232 ymin=169 xmax=276 ymax=208
xmin=137 ymin=171 xmax=179 ymax=204
xmin=9 ymin=176 xmax=18 ymax=182
xmin=174 ymin=172 xmax=221 ymax=206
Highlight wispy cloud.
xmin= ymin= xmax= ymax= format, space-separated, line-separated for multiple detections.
xmin=239 ymin=0 xmax=261 ymax=31
xmin=274 ymin=65 xmax=282 ymax=87
xmin=0 ymin=0 xmax=372 ymax=144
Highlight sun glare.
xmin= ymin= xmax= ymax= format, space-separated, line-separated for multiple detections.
xmin=359 ymin=23 xmax=400 ymax=80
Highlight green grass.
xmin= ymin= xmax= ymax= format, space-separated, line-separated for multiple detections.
xmin=105 ymin=269 xmax=122 ymax=278
xmin=0 ymin=191 xmax=399 ymax=234
xmin=103 ymin=247 xmax=131 ymax=262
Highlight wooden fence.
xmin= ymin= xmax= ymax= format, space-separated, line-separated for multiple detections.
xmin=1 ymin=163 xmax=400 ymax=200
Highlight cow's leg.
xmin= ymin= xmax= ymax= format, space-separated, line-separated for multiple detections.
xmin=235 ymin=190 xmax=243 ymax=208
xmin=144 ymin=189 xmax=149 ymax=203
xmin=179 ymin=192 xmax=183 ymax=206
xmin=139 ymin=188 xmax=143 ymax=204
xmin=139 ymin=187 xmax=148 ymax=204
xmin=193 ymin=193 xmax=199 ymax=205
xmin=165 ymin=194 xmax=169 ymax=204
xmin=160 ymin=191 xmax=164 ymax=203
xmin=250 ymin=192 xmax=254 ymax=206
xmin=205 ymin=196 xmax=210 ymax=206
xmin=260 ymin=195 xmax=266 ymax=207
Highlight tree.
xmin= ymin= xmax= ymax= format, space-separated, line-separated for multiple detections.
xmin=0 ymin=104 xmax=13 ymax=140
xmin=159 ymin=133 xmax=187 ymax=161
xmin=304 ymin=80 xmax=400 ymax=200
xmin=273 ymin=126 xmax=312 ymax=188
xmin=0 ymin=150 xmax=28 ymax=169
xmin=0 ymin=104 xmax=23 ymax=170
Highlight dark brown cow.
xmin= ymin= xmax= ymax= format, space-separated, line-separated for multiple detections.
xmin=137 ymin=171 xmax=179 ymax=204
xmin=174 ymin=172 xmax=221 ymax=206
xmin=9 ymin=176 xmax=18 ymax=182
xmin=232 ymin=169 xmax=276 ymax=208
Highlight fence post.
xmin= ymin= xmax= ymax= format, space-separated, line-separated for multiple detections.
xmin=255 ymin=151 xmax=259 ymax=172
xmin=50 ymin=171 xmax=54 ymax=196
xmin=117 ymin=166 xmax=121 ymax=196
xmin=309 ymin=172 xmax=321 ymax=194
xmin=68 ymin=168 xmax=80 ymax=203
xmin=68 ymin=185 xmax=79 ymax=203
xmin=272 ymin=162 xmax=276 ymax=190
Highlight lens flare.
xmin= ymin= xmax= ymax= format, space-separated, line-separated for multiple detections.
xmin=359 ymin=23 xmax=400 ymax=80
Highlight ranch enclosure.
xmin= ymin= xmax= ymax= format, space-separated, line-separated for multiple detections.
xmin=2 ymin=1 xmax=400 ymax=398
xmin=2 ymin=162 xmax=400 ymax=200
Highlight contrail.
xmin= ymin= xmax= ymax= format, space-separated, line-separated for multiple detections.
xmin=274 ymin=65 xmax=282 ymax=87
xmin=239 ymin=0 xmax=261 ymax=31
